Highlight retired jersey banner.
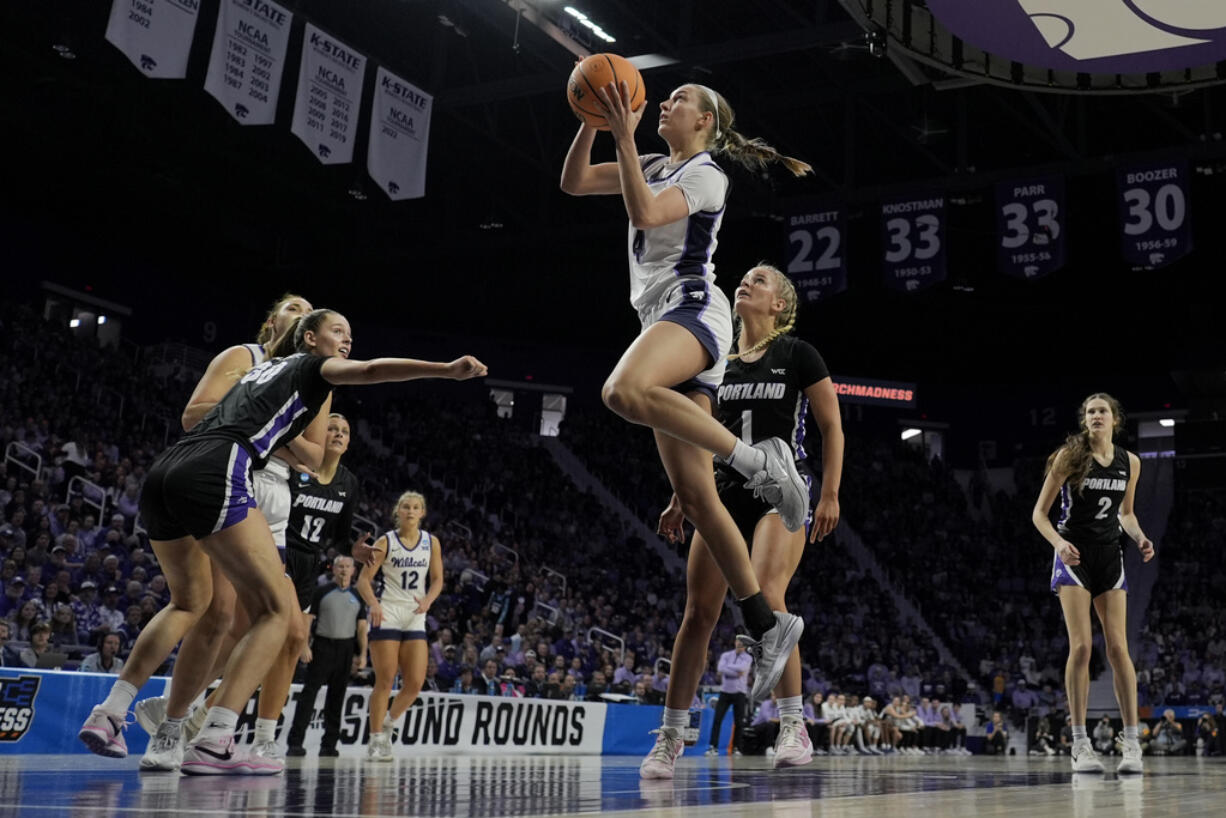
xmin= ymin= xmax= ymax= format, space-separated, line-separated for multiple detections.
xmin=1117 ymin=160 xmax=1192 ymax=269
xmin=881 ymin=195 xmax=947 ymax=293
xmin=105 ymin=0 xmax=201 ymax=79
xmin=291 ymin=24 xmax=367 ymax=164
xmin=367 ymin=67 xmax=433 ymax=200
xmin=204 ymin=0 xmax=293 ymax=125
xmin=783 ymin=200 xmax=847 ymax=304
xmin=996 ymin=176 xmax=1066 ymax=280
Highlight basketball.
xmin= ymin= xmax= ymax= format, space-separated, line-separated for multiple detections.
xmin=566 ymin=53 xmax=645 ymax=130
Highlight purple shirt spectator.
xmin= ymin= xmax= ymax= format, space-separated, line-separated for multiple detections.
xmin=752 ymin=698 xmax=780 ymax=726
xmin=613 ymin=664 xmax=638 ymax=688
xmin=718 ymin=648 xmax=752 ymax=695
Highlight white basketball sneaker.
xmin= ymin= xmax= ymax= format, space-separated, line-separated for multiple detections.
xmin=1071 ymin=738 xmax=1105 ymax=773
xmin=744 ymin=437 xmax=810 ymax=532
xmin=639 ymin=727 xmax=684 ymax=780
xmin=140 ymin=721 xmax=184 ymax=772
xmin=134 ymin=696 xmax=168 ymax=736
xmin=743 ymin=612 xmax=805 ymax=704
xmin=773 ymin=718 xmax=813 ymax=768
xmin=1116 ymin=735 xmax=1144 ymax=774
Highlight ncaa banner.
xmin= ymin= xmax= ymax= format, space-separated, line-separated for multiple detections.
xmin=105 ymin=0 xmax=200 ymax=79
xmin=783 ymin=200 xmax=848 ymax=304
xmin=996 ymin=176 xmax=1066 ymax=280
xmin=881 ymin=195 xmax=947 ymax=293
xmin=1117 ymin=160 xmax=1192 ymax=269
xmin=291 ymin=24 xmax=367 ymax=164
xmin=367 ymin=67 xmax=433 ymax=200
xmin=204 ymin=0 xmax=293 ymax=125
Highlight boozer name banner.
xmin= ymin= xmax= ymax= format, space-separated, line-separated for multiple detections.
xmin=783 ymin=200 xmax=848 ymax=304
xmin=996 ymin=176 xmax=1066 ymax=280
xmin=105 ymin=0 xmax=201 ymax=79
xmin=291 ymin=24 xmax=367 ymax=164
xmin=204 ymin=0 xmax=293 ymax=125
xmin=367 ymin=67 xmax=433 ymax=200
xmin=881 ymin=195 xmax=947 ymax=293
xmin=1117 ymin=160 xmax=1192 ymax=270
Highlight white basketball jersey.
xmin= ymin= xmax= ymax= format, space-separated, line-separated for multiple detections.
xmin=378 ymin=529 xmax=431 ymax=606
xmin=628 ymin=152 xmax=728 ymax=314
xmin=243 ymin=343 xmax=268 ymax=367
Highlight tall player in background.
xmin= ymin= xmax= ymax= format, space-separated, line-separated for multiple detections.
xmin=356 ymin=491 xmax=443 ymax=762
xmin=1032 ymin=393 xmax=1153 ymax=775
xmin=561 ymin=79 xmax=814 ymax=698
xmin=643 ymin=264 xmax=843 ymax=778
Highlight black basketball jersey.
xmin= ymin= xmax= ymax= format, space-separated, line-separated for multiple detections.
xmin=184 ymin=353 xmax=331 ymax=470
xmin=286 ymin=465 xmax=360 ymax=556
xmin=716 ymin=335 xmax=830 ymax=462
xmin=1057 ymin=445 xmax=1131 ymax=545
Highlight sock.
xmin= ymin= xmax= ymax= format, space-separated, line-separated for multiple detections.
xmin=738 ymin=592 xmax=776 ymax=640
xmin=1071 ymin=725 xmax=1087 ymax=743
xmin=727 ymin=439 xmax=767 ymax=479
xmin=254 ymin=717 xmax=277 ymax=743
xmin=662 ymin=707 xmax=689 ymax=731
xmin=196 ymin=706 xmax=239 ymax=740
xmin=778 ymin=696 xmax=803 ymax=721
xmin=164 ymin=715 xmax=185 ymax=732
xmin=100 ymin=680 xmax=138 ymax=715
xmin=1124 ymin=726 xmax=1138 ymax=742
xmin=186 ymin=705 xmax=210 ymax=735
xmin=383 ymin=714 xmax=395 ymax=730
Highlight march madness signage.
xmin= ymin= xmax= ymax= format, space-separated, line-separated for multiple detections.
xmin=996 ymin=176 xmax=1066 ymax=280
xmin=1116 ymin=160 xmax=1192 ymax=270
xmin=830 ymin=376 xmax=917 ymax=408
xmin=0 ymin=675 xmax=40 ymax=742
xmin=782 ymin=200 xmax=848 ymax=304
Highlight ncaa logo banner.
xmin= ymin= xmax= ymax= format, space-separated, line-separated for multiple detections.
xmin=783 ymin=199 xmax=848 ymax=304
xmin=996 ymin=176 xmax=1066 ymax=280
xmin=204 ymin=0 xmax=294 ymax=125
xmin=1116 ymin=160 xmax=1192 ymax=270
xmin=0 ymin=675 xmax=40 ymax=743
xmin=881 ymin=195 xmax=946 ymax=294
xmin=367 ymin=67 xmax=433 ymax=200
xmin=105 ymin=0 xmax=201 ymax=79
xmin=926 ymin=1 xmax=1226 ymax=74
xmin=291 ymin=24 xmax=367 ymax=165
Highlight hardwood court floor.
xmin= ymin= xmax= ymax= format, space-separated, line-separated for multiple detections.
xmin=0 ymin=753 xmax=1219 ymax=817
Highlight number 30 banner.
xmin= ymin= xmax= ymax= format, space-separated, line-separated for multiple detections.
xmin=1117 ymin=160 xmax=1191 ymax=269
xmin=881 ymin=195 xmax=946 ymax=293
xmin=996 ymin=176 xmax=1065 ymax=280
xmin=783 ymin=200 xmax=847 ymax=304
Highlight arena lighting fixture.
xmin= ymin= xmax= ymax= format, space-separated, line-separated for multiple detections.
xmin=563 ymin=6 xmax=616 ymax=43
xmin=68 ymin=318 xmax=81 ymax=328
xmin=1158 ymin=418 xmax=1176 ymax=427
xmin=901 ymin=428 xmax=922 ymax=441
xmin=96 ymin=315 xmax=107 ymax=325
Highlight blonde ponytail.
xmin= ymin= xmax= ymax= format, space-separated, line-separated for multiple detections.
xmin=693 ymin=86 xmax=812 ymax=178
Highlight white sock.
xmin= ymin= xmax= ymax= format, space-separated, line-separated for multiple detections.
xmin=727 ymin=439 xmax=767 ymax=479
xmin=254 ymin=717 xmax=277 ymax=743
xmin=778 ymin=696 xmax=803 ymax=721
xmin=1124 ymin=726 xmax=1138 ymax=742
xmin=662 ymin=707 xmax=689 ymax=731
xmin=196 ymin=706 xmax=239 ymax=740
xmin=1071 ymin=725 xmax=1087 ymax=743
xmin=100 ymin=680 xmax=138 ymax=715
xmin=383 ymin=714 xmax=395 ymax=730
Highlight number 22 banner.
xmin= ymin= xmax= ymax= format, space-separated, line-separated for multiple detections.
xmin=783 ymin=200 xmax=847 ymax=304
xmin=996 ymin=176 xmax=1065 ymax=280
xmin=881 ymin=195 xmax=946 ymax=293
xmin=1117 ymin=160 xmax=1192 ymax=269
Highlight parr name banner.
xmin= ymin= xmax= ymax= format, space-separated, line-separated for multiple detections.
xmin=291 ymin=24 xmax=367 ymax=164
xmin=881 ymin=195 xmax=947 ymax=292
xmin=106 ymin=0 xmax=201 ymax=78
xmin=204 ymin=0 xmax=293 ymax=124
xmin=367 ymin=67 xmax=433 ymax=200
xmin=996 ymin=176 xmax=1066 ymax=280
xmin=784 ymin=201 xmax=847 ymax=304
xmin=1117 ymin=160 xmax=1192 ymax=269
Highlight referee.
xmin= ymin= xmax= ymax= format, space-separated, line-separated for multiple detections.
xmin=286 ymin=555 xmax=368 ymax=757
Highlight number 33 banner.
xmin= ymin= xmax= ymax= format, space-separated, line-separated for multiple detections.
xmin=881 ymin=195 xmax=946 ymax=293
xmin=783 ymin=200 xmax=847 ymax=304
xmin=996 ymin=176 xmax=1065 ymax=280
xmin=1117 ymin=160 xmax=1191 ymax=269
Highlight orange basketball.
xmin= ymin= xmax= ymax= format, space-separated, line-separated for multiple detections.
xmin=566 ymin=53 xmax=645 ymax=130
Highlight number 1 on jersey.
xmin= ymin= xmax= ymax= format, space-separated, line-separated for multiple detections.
xmin=741 ymin=410 xmax=753 ymax=444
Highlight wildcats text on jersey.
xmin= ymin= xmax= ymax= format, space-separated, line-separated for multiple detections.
xmin=387 ymin=554 xmax=429 ymax=570
xmin=718 ymin=382 xmax=787 ymax=402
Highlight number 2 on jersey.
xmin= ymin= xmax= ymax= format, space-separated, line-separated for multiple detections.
xmin=1094 ymin=497 xmax=1113 ymax=520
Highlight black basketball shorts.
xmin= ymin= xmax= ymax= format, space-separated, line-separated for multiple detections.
xmin=140 ymin=439 xmax=256 ymax=541
xmin=285 ymin=548 xmax=322 ymax=611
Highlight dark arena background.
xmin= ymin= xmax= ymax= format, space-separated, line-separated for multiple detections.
xmin=1 ymin=1 xmax=1224 ymax=816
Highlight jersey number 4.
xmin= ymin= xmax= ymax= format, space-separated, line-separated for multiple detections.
xmin=300 ymin=515 xmax=325 ymax=544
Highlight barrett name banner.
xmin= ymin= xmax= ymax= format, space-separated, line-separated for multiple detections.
xmin=881 ymin=195 xmax=947 ymax=293
xmin=105 ymin=0 xmax=201 ymax=79
xmin=291 ymin=23 xmax=367 ymax=164
xmin=783 ymin=200 xmax=848 ymax=304
xmin=367 ymin=66 xmax=433 ymax=200
xmin=1117 ymin=160 xmax=1192 ymax=270
xmin=996 ymin=175 xmax=1066 ymax=280
xmin=204 ymin=0 xmax=293 ymax=125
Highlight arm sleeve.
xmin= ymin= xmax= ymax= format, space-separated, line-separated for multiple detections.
xmin=674 ymin=163 xmax=728 ymax=214
xmin=793 ymin=340 xmax=831 ymax=389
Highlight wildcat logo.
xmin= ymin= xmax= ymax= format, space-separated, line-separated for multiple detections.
xmin=1016 ymin=1 xmax=1224 ymax=62
xmin=388 ymin=181 xmax=400 ymax=195
xmin=0 ymin=675 xmax=41 ymax=742
xmin=140 ymin=55 xmax=157 ymax=72
xmin=318 ymin=144 xmax=332 ymax=158
xmin=235 ymin=103 xmax=250 ymax=119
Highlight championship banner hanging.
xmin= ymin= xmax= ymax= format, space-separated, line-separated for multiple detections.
xmin=367 ymin=66 xmax=433 ymax=200
xmin=783 ymin=200 xmax=848 ymax=304
xmin=881 ymin=195 xmax=947 ymax=293
xmin=996 ymin=176 xmax=1066 ymax=280
xmin=204 ymin=0 xmax=293 ymax=125
xmin=105 ymin=0 xmax=200 ymax=79
xmin=1116 ymin=160 xmax=1192 ymax=269
xmin=291 ymin=24 xmax=367 ymax=164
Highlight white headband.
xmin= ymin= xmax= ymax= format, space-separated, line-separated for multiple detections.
xmin=693 ymin=84 xmax=722 ymax=139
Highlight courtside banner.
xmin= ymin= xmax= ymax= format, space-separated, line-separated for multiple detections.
xmin=290 ymin=23 xmax=367 ymax=164
xmin=367 ymin=66 xmax=433 ymax=200
xmin=1117 ymin=159 xmax=1192 ymax=270
xmin=996 ymin=176 xmax=1066 ymax=280
xmin=830 ymin=376 xmax=917 ymax=408
xmin=204 ymin=0 xmax=293 ymax=125
xmin=881 ymin=195 xmax=947 ymax=293
xmin=105 ymin=0 xmax=201 ymax=79
xmin=782 ymin=200 xmax=848 ymax=304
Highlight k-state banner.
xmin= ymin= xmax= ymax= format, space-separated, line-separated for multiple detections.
xmin=291 ymin=24 xmax=367 ymax=164
xmin=204 ymin=0 xmax=293 ymax=125
xmin=996 ymin=176 xmax=1066 ymax=280
xmin=881 ymin=195 xmax=946 ymax=292
xmin=105 ymin=0 xmax=200 ymax=79
xmin=1117 ymin=160 xmax=1192 ymax=269
xmin=367 ymin=67 xmax=433 ymax=200
xmin=783 ymin=200 xmax=847 ymax=303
